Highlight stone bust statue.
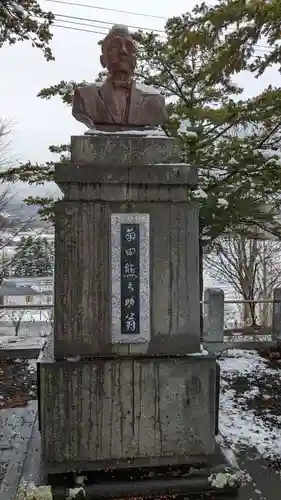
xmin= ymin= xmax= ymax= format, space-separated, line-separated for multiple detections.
xmin=72 ymin=24 xmax=167 ymax=130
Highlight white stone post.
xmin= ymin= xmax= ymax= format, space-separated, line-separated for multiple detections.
xmin=203 ymin=288 xmax=224 ymax=351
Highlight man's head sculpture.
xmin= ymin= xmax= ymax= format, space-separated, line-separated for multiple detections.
xmin=72 ymin=24 xmax=167 ymax=130
xmin=100 ymin=25 xmax=137 ymax=82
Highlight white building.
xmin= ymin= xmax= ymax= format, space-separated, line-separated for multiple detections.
xmin=0 ymin=276 xmax=53 ymax=324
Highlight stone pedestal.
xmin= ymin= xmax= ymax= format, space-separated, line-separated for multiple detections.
xmin=54 ymin=134 xmax=200 ymax=358
xmin=39 ymin=133 xmax=217 ymax=473
xmin=39 ymin=339 xmax=216 ymax=473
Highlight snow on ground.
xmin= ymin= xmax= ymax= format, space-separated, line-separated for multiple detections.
xmin=0 ymin=311 xmax=51 ymax=323
xmin=28 ymin=359 xmax=37 ymax=374
xmin=0 ymin=335 xmax=45 ymax=348
xmin=0 ymin=321 xmax=51 ymax=338
xmin=219 ymin=349 xmax=281 ymax=465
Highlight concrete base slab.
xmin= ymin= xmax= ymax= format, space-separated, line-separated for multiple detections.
xmin=47 ymin=444 xmax=241 ymax=499
xmin=0 ymin=336 xmax=46 ymax=360
xmin=39 ymin=342 xmax=217 ymax=473
xmin=0 ymin=402 xmax=38 ymax=500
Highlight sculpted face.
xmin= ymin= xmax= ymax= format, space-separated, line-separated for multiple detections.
xmin=100 ymin=33 xmax=136 ymax=79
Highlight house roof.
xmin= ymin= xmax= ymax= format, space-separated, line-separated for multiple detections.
xmin=0 ymin=282 xmax=42 ymax=296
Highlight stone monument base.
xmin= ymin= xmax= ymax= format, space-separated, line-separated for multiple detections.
xmin=38 ymin=339 xmax=217 ymax=474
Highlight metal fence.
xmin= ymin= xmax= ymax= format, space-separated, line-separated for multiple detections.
xmin=0 ymin=304 xmax=54 ymax=337
xmin=1 ymin=295 xmax=280 ymax=352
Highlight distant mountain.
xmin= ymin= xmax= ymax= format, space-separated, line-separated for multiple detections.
xmin=8 ymin=200 xmax=38 ymax=218
xmin=7 ymin=201 xmax=52 ymax=228
xmin=1 ymin=182 xmax=61 ymax=229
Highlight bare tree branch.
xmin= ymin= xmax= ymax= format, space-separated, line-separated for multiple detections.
xmin=205 ymin=235 xmax=281 ymax=326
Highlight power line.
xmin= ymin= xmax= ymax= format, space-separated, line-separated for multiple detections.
xmin=51 ymin=20 xmax=272 ymax=54
xmin=51 ymin=22 xmax=273 ymax=55
xmin=53 ymin=17 xmax=111 ymax=32
xmin=51 ymin=12 xmax=274 ymax=53
xmin=48 ymin=10 xmax=275 ymax=55
xmin=45 ymin=0 xmax=167 ymax=20
xmin=54 ymin=18 xmax=165 ymax=38
xmin=52 ymin=23 xmax=107 ymax=35
xmin=53 ymin=12 xmax=165 ymax=33
xmin=7 ymin=0 xmax=277 ymax=55
xmin=43 ymin=0 xmax=281 ymax=53
xmin=51 ymin=12 xmax=273 ymax=52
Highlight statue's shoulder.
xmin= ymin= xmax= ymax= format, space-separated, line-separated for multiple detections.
xmin=75 ymin=81 xmax=101 ymax=96
xmin=135 ymin=82 xmax=162 ymax=97
xmin=135 ymin=83 xmax=166 ymax=122
xmin=136 ymin=83 xmax=165 ymax=110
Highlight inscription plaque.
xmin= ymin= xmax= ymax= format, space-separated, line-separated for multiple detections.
xmin=120 ymin=224 xmax=140 ymax=334
xmin=111 ymin=214 xmax=150 ymax=343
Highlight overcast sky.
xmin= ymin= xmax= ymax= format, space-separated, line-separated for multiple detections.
xmin=0 ymin=0 xmax=279 ymax=168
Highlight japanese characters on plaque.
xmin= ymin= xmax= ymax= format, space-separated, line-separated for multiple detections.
xmin=120 ymin=224 xmax=140 ymax=334
xmin=111 ymin=213 xmax=150 ymax=344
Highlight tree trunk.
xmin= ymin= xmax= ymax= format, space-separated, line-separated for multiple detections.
xmin=249 ymin=301 xmax=257 ymax=326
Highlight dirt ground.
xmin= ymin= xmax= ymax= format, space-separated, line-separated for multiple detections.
xmin=0 ymin=358 xmax=37 ymax=409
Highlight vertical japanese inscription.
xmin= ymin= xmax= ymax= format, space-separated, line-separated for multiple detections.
xmin=111 ymin=213 xmax=150 ymax=343
xmin=120 ymin=224 xmax=140 ymax=334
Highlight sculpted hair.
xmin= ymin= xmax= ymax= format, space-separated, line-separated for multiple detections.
xmin=100 ymin=25 xmax=135 ymax=52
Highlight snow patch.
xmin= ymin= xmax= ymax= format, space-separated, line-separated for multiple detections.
xmin=11 ymin=3 xmax=26 ymax=16
xmin=136 ymin=82 xmax=160 ymax=95
xmin=0 ymin=335 xmax=45 ymax=350
xmin=154 ymin=163 xmax=190 ymax=167
xmin=189 ymin=344 xmax=209 ymax=356
xmin=229 ymin=158 xmax=239 ymax=166
xmin=75 ymin=475 xmax=87 ymax=486
xmin=28 ymin=359 xmax=37 ymax=371
xmin=209 ymin=469 xmax=240 ymax=489
xmin=177 ymin=119 xmax=197 ymax=138
xmin=68 ymin=486 xmax=85 ymax=498
xmin=219 ymin=349 xmax=281 ymax=460
xmin=169 ymin=113 xmax=180 ymax=120
xmin=217 ymin=198 xmax=229 ymax=208
xmin=254 ymin=148 xmax=281 ymax=164
xmin=16 ymin=480 xmax=52 ymax=500
xmin=85 ymin=129 xmax=166 ymax=136
xmin=192 ymin=188 xmax=208 ymax=199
